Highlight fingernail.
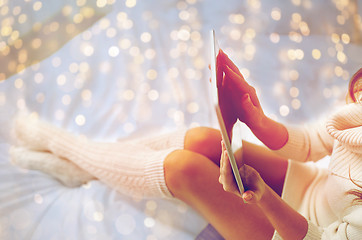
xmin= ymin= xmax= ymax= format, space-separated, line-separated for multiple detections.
xmin=243 ymin=192 xmax=253 ymax=201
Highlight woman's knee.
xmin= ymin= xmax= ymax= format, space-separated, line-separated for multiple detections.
xmin=184 ymin=127 xmax=221 ymax=161
xmin=164 ymin=149 xmax=209 ymax=197
xmin=184 ymin=127 xmax=220 ymax=150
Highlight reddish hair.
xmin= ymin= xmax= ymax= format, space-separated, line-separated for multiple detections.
xmin=348 ymin=68 xmax=362 ymax=103
xmin=346 ymin=69 xmax=362 ymax=203
xmin=347 ymin=170 xmax=362 ymax=203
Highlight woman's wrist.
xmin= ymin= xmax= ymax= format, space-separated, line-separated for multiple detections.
xmin=257 ymin=185 xmax=309 ymax=240
xmin=248 ymin=113 xmax=268 ymax=133
xmin=250 ymin=116 xmax=288 ymax=150
xmin=257 ymin=184 xmax=274 ymax=207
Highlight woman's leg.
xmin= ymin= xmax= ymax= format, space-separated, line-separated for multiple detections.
xmin=163 ymin=127 xmax=289 ymax=239
xmin=184 ymin=127 xmax=223 ymax=165
xmin=13 ymin=116 xmax=184 ymax=198
xmin=10 ymin=147 xmax=96 ymax=187
xmin=183 ymin=127 xmax=288 ymax=195
xmin=14 ymin=117 xmax=287 ymax=238
xmin=164 ymin=150 xmax=274 ymax=240
xmin=241 ymin=141 xmax=288 ymax=196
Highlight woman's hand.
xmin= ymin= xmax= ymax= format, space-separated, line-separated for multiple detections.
xmin=217 ymin=50 xmax=289 ymax=150
xmin=216 ymin=51 xmax=239 ymax=136
xmin=217 ymin=50 xmax=265 ymax=131
xmin=219 ymin=141 xmax=266 ymax=203
xmin=219 ymin=140 xmax=309 ymax=240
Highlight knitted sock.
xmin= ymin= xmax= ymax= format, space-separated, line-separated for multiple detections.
xmin=122 ymin=129 xmax=187 ymax=151
xmin=10 ymin=146 xmax=96 ymax=187
xmin=13 ymin=116 xmax=187 ymax=199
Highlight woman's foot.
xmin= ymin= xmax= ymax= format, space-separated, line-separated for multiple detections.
xmin=13 ymin=115 xmax=53 ymax=151
xmin=10 ymin=146 xmax=96 ymax=187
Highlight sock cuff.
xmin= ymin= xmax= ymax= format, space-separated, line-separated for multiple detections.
xmin=132 ymin=128 xmax=188 ymax=199
xmin=143 ymin=128 xmax=188 ymax=199
xmin=145 ymin=149 xmax=178 ymax=199
xmin=170 ymin=127 xmax=188 ymax=149
xmin=125 ymin=127 xmax=188 ymax=151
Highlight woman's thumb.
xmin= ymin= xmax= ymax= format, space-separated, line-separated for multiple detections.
xmin=241 ymin=94 xmax=254 ymax=112
xmin=242 ymin=191 xmax=254 ymax=202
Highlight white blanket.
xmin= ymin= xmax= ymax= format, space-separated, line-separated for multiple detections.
xmin=0 ymin=0 xmax=361 ymax=239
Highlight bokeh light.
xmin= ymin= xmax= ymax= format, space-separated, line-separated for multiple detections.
xmin=0 ymin=1 xmax=361 ymax=239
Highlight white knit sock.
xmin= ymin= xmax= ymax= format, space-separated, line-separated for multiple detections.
xmin=122 ymin=130 xmax=187 ymax=151
xmin=13 ymin=116 xmax=187 ymax=199
xmin=10 ymin=146 xmax=96 ymax=187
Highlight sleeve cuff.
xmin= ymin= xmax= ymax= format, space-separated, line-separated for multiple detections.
xmin=272 ymin=221 xmax=323 ymax=240
xmin=273 ymin=125 xmax=309 ymax=162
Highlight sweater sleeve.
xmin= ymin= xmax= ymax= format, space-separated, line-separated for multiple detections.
xmin=273 ymin=207 xmax=362 ymax=240
xmin=273 ymin=121 xmax=334 ymax=162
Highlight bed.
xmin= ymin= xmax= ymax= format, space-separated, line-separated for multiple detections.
xmin=0 ymin=0 xmax=361 ymax=239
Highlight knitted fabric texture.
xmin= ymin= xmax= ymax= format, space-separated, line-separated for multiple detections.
xmin=12 ymin=116 xmax=187 ymax=199
xmin=326 ymin=103 xmax=362 ymax=182
xmin=273 ymin=103 xmax=362 ymax=240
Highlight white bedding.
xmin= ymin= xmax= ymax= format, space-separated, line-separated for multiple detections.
xmin=1 ymin=0 xmax=361 ymax=239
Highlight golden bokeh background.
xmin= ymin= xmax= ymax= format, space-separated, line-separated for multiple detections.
xmin=0 ymin=0 xmax=361 ymax=239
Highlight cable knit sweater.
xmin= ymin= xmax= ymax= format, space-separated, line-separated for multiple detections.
xmin=272 ymin=103 xmax=362 ymax=240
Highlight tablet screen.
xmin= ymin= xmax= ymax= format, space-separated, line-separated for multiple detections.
xmin=210 ymin=30 xmax=244 ymax=194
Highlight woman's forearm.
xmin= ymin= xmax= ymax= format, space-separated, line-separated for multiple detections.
xmin=251 ymin=116 xmax=289 ymax=150
xmin=258 ymin=186 xmax=308 ymax=240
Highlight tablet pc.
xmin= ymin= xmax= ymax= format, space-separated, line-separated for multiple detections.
xmin=210 ymin=30 xmax=245 ymax=195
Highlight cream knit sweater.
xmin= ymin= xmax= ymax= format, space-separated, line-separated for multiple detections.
xmin=273 ymin=103 xmax=362 ymax=239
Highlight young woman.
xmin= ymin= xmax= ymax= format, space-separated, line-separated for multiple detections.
xmin=10 ymin=52 xmax=361 ymax=239
xmin=218 ymin=50 xmax=362 ymax=239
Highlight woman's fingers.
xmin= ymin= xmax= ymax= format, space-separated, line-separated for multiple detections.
xmin=216 ymin=52 xmax=224 ymax=88
xmin=222 ymin=56 xmax=264 ymax=121
xmin=241 ymin=165 xmax=266 ymax=202
xmin=219 ymin=50 xmax=262 ymax=109
xmin=242 ymin=191 xmax=254 ymax=202
xmin=219 ymin=141 xmax=240 ymax=195
xmin=241 ymin=94 xmax=256 ymax=113
xmin=224 ymin=65 xmax=250 ymax=93
xmin=220 ymin=146 xmax=267 ymax=202
xmin=219 ymin=50 xmax=242 ymax=76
